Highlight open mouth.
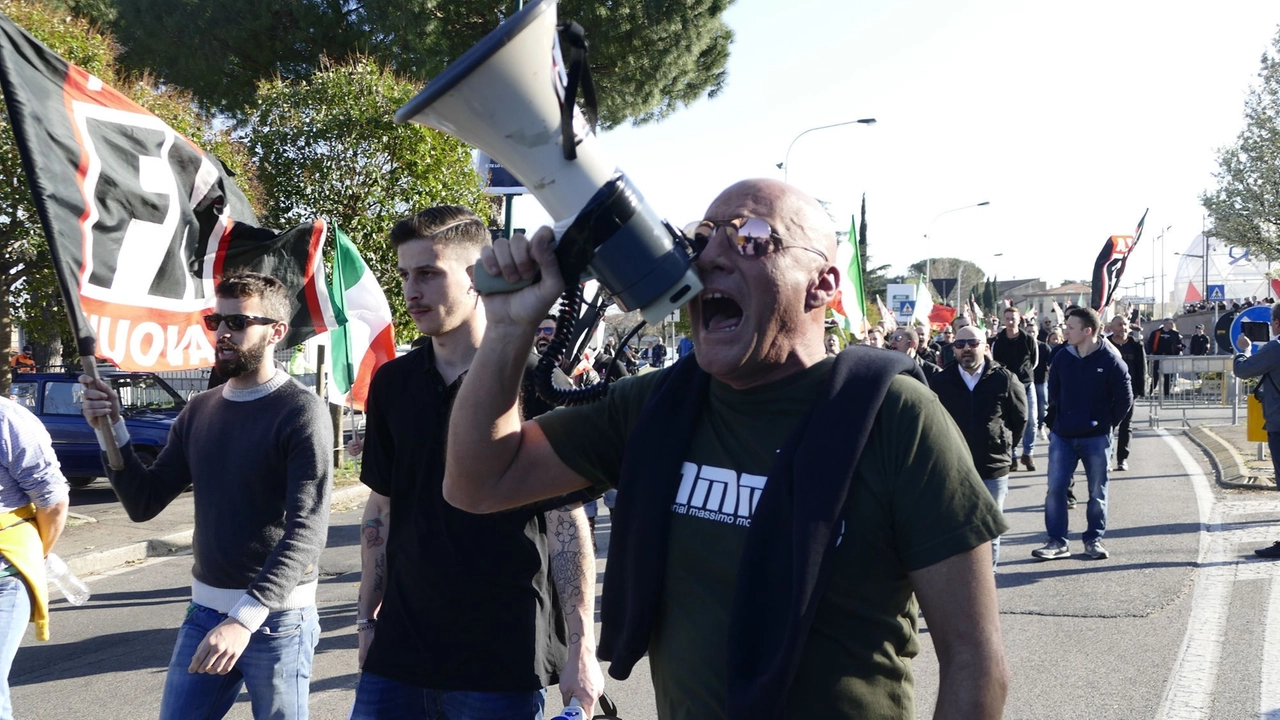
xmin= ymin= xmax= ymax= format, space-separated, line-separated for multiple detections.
xmin=701 ymin=292 xmax=743 ymax=333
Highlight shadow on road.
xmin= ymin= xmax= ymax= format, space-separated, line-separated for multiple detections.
xmin=11 ymin=627 xmax=173 ymax=685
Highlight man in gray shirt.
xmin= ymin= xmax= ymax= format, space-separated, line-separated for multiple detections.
xmin=80 ymin=271 xmax=332 ymax=720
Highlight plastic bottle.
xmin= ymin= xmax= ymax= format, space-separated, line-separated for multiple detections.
xmin=550 ymin=698 xmax=585 ymax=720
xmin=45 ymin=553 xmax=90 ymax=606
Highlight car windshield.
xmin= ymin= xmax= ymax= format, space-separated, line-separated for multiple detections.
xmin=110 ymin=375 xmax=184 ymax=415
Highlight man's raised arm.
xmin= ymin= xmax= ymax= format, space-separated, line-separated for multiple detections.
xmin=444 ymin=229 xmax=592 ymax=513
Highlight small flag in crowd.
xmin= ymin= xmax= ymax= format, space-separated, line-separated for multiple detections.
xmin=911 ymin=275 xmax=933 ymax=328
xmin=0 ymin=13 xmax=338 ymax=370
xmin=326 ymin=226 xmax=397 ymax=412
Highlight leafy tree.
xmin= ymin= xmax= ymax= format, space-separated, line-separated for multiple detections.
xmin=907 ymin=257 xmax=987 ymax=307
xmin=1202 ymin=28 xmax=1280 ymax=259
xmin=855 ymin=195 xmax=891 ymax=303
xmin=87 ymin=0 xmax=734 ymax=128
xmin=243 ymin=57 xmax=489 ymax=343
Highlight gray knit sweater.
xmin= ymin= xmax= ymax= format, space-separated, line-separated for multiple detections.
xmin=105 ymin=372 xmax=332 ymax=629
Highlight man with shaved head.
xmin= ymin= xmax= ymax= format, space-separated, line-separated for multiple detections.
xmin=930 ymin=325 xmax=1026 ymax=569
xmin=443 ymin=179 xmax=1009 ymax=719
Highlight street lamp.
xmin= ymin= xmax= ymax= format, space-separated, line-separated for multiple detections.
xmin=777 ymin=118 xmax=877 ymax=183
xmin=923 ymin=201 xmax=992 ymax=291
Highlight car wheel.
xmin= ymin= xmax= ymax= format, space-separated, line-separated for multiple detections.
xmin=67 ymin=477 xmax=96 ymax=489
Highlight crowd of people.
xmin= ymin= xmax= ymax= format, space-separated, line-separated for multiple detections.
xmin=0 ymin=179 xmax=1267 ymax=720
xmin=1183 ymin=295 xmax=1274 ymax=315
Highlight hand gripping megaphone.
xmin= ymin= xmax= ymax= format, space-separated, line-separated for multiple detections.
xmin=393 ymin=0 xmax=702 ymax=331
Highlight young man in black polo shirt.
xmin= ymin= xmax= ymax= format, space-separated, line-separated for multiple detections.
xmin=351 ymin=207 xmax=602 ymax=719
xmin=992 ymin=306 xmax=1039 ymax=471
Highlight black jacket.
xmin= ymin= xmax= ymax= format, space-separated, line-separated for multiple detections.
xmin=932 ymin=361 xmax=1028 ymax=479
xmin=1190 ymin=333 xmax=1212 ymax=356
xmin=1110 ymin=336 xmax=1146 ymax=397
xmin=1148 ymin=328 xmax=1184 ymax=356
xmin=1033 ymin=340 xmax=1052 ymax=385
xmin=992 ymin=329 xmax=1038 ymax=384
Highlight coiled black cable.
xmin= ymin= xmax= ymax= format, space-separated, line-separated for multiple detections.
xmin=534 ymin=283 xmax=645 ymax=407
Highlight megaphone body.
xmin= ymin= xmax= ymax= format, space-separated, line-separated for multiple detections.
xmin=394 ymin=0 xmax=701 ymax=326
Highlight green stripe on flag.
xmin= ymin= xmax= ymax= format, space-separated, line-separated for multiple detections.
xmin=330 ymin=225 xmax=359 ymax=394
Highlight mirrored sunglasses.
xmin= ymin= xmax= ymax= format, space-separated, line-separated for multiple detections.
xmin=535 ymin=326 xmax=556 ymax=336
xmin=202 ymin=313 xmax=280 ymax=332
xmin=683 ymin=217 xmax=829 ymax=262
xmin=952 ymin=338 xmax=982 ymax=348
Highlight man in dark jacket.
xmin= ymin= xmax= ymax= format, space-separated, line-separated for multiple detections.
xmin=1148 ymin=318 xmax=1184 ymax=396
xmin=1107 ymin=315 xmax=1146 ymax=471
xmin=933 ymin=325 xmax=1027 ymax=569
xmin=888 ymin=325 xmax=941 ymax=385
xmin=1034 ymin=307 xmax=1133 ymax=562
xmin=992 ymin=307 xmax=1039 ymax=470
xmin=1032 ymin=337 xmax=1052 ymax=441
xmin=1189 ymin=324 xmax=1212 ymax=356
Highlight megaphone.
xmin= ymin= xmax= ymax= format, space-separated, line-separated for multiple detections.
xmin=393 ymin=0 xmax=701 ymax=328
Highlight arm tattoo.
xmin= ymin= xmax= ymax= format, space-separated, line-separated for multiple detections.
xmin=550 ymin=512 xmax=587 ymax=645
xmin=362 ymin=518 xmax=385 ymax=548
xmin=372 ymin=553 xmax=386 ymax=595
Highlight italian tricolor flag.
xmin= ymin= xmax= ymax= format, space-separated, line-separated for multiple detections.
xmin=327 ymin=225 xmax=396 ymax=411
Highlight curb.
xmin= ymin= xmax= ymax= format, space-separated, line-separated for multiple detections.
xmin=1184 ymin=426 xmax=1277 ymax=490
xmin=66 ymin=483 xmax=371 ymax=578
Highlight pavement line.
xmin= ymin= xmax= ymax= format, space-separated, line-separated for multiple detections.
xmin=1263 ymin=578 xmax=1280 ymax=719
xmin=1155 ymin=428 xmax=1230 ymax=720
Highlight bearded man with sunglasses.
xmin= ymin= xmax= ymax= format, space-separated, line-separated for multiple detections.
xmin=79 ymin=271 xmax=331 ymax=720
xmin=930 ymin=326 xmax=1026 ymax=569
xmin=444 ymin=179 xmax=1009 ymax=720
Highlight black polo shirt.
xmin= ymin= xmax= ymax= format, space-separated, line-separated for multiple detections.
xmin=360 ymin=341 xmax=567 ymax=691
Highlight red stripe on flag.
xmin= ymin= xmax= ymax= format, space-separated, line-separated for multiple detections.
xmin=301 ymin=221 xmax=329 ymax=334
xmin=347 ymin=325 xmax=397 ymax=411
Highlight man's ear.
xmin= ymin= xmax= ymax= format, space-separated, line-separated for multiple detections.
xmin=465 ymin=261 xmax=477 ymax=295
xmin=271 ymin=321 xmax=290 ymax=346
xmin=806 ymin=265 xmax=840 ymax=313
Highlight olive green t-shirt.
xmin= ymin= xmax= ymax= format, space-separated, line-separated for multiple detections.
xmin=535 ymin=357 xmax=1006 ymax=720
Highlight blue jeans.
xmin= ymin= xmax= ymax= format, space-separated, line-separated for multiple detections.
xmin=159 ymin=603 xmax=320 ymax=720
xmin=1015 ymin=382 xmax=1037 ymax=457
xmin=982 ymin=477 xmax=1009 ymax=569
xmin=0 ymin=575 xmax=30 ymax=720
xmin=350 ymin=671 xmax=546 ymax=719
xmin=1045 ymin=432 xmax=1113 ymax=544
xmin=1034 ymin=382 xmax=1047 ymax=430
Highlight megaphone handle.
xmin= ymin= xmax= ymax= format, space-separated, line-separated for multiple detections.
xmin=473 ymin=260 xmax=539 ymax=294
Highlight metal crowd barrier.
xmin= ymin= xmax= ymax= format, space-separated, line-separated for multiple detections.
xmin=1142 ymin=355 xmax=1242 ymax=428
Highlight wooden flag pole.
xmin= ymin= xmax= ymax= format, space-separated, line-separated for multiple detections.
xmin=78 ymin=339 xmax=123 ymax=470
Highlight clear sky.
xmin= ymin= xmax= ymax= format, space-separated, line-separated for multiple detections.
xmin=504 ymin=0 xmax=1280 ymax=307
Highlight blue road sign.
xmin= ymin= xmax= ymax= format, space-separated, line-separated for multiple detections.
xmin=1230 ymin=305 xmax=1272 ymax=353
xmin=1207 ymin=284 xmax=1226 ymax=302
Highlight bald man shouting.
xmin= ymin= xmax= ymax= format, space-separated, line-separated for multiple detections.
xmin=443 ymin=179 xmax=1009 ymax=720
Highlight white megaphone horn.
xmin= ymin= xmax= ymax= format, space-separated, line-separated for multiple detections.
xmin=394 ymin=0 xmax=701 ymax=326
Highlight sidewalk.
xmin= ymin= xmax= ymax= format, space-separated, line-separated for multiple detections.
xmin=1186 ymin=422 xmax=1278 ymax=489
xmin=58 ymin=478 xmax=370 ymax=578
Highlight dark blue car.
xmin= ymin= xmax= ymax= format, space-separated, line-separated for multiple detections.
xmin=9 ymin=371 xmax=184 ymax=488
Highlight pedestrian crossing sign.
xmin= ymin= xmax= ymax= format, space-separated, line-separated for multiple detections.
xmin=1208 ymin=285 xmax=1225 ymax=302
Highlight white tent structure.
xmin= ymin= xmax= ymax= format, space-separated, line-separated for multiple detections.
xmin=1172 ymin=234 xmax=1274 ymax=306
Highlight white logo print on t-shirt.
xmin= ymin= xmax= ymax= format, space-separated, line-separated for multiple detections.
xmin=671 ymin=462 xmax=767 ymax=527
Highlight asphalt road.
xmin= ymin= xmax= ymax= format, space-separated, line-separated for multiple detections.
xmin=9 ymin=425 xmax=1280 ymax=719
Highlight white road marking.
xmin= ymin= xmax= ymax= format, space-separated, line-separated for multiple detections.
xmin=1262 ymin=577 xmax=1280 ymax=719
xmin=1155 ymin=429 xmax=1230 ymax=720
xmin=1149 ymin=430 xmax=1280 ymax=719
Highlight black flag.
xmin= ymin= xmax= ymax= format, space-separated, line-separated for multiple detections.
xmin=1090 ymin=209 xmax=1148 ymax=312
xmin=0 ymin=13 xmax=338 ymax=370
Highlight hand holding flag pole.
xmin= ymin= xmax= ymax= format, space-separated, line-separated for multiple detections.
xmin=77 ymin=338 xmax=124 ymax=470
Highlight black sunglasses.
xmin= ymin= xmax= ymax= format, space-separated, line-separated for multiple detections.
xmin=952 ymin=338 xmax=982 ymax=348
xmin=202 ymin=313 xmax=280 ymax=332
xmin=684 ymin=217 xmax=829 ymax=262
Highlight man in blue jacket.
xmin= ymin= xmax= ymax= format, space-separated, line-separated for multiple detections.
xmin=1033 ymin=306 xmax=1133 ymax=561
xmin=1232 ymin=303 xmax=1280 ymax=558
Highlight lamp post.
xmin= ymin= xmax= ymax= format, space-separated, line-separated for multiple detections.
xmin=777 ymin=118 xmax=877 ymax=183
xmin=1158 ymin=225 xmax=1172 ymax=318
xmin=923 ymin=201 xmax=992 ymax=294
